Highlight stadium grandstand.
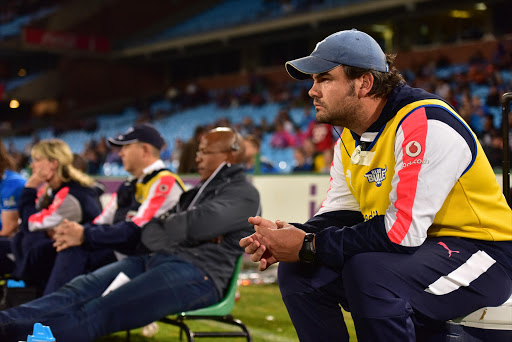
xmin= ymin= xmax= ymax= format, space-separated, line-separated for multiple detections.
xmin=0 ymin=0 xmax=511 ymax=176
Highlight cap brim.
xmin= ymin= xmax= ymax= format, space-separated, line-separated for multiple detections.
xmin=107 ymin=137 xmax=138 ymax=147
xmin=285 ymin=56 xmax=341 ymax=80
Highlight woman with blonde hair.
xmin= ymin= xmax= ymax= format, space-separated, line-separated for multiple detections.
xmin=11 ymin=139 xmax=115 ymax=296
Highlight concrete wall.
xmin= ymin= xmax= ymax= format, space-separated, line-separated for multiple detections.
xmin=99 ymin=172 xmax=510 ymax=224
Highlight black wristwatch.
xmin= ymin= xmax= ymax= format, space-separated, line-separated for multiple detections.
xmin=299 ymin=233 xmax=316 ymax=263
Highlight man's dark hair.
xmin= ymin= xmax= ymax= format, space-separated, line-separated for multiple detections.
xmin=0 ymin=139 xmax=15 ymax=177
xmin=343 ymin=53 xmax=405 ymax=99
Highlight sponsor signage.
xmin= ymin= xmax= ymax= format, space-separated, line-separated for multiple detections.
xmin=24 ymin=27 xmax=110 ymax=52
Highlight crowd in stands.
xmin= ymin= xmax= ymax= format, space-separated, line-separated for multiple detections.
xmin=404 ymin=43 xmax=512 ymax=168
xmin=4 ymin=40 xmax=512 ymax=177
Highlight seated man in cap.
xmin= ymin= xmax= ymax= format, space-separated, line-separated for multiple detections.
xmin=0 ymin=127 xmax=261 ymax=342
xmin=241 ymin=29 xmax=512 ymax=342
xmin=45 ymin=123 xmax=185 ymax=294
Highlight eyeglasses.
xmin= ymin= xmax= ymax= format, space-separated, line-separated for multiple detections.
xmin=196 ymin=150 xmax=230 ymax=157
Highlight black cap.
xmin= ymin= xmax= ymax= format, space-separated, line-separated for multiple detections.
xmin=108 ymin=123 xmax=164 ymax=150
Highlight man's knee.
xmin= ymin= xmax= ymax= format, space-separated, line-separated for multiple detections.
xmin=278 ymin=262 xmax=340 ymax=297
xmin=343 ymin=253 xmax=412 ymax=317
xmin=343 ymin=253 xmax=384 ymax=286
xmin=278 ymin=262 xmax=304 ymax=296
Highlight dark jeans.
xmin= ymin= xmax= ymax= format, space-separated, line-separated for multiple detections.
xmin=0 ymin=237 xmax=14 ymax=275
xmin=278 ymin=237 xmax=512 ymax=342
xmin=10 ymin=232 xmax=117 ymax=295
xmin=0 ymin=253 xmax=220 ymax=342
xmin=43 ymin=246 xmax=117 ymax=295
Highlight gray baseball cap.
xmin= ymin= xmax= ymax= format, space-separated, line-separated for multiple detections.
xmin=285 ymin=29 xmax=389 ymax=80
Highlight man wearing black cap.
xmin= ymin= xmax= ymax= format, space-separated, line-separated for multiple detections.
xmin=241 ymin=29 xmax=512 ymax=341
xmin=46 ymin=123 xmax=185 ymax=293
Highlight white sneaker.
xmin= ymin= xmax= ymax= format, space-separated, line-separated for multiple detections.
xmin=141 ymin=322 xmax=159 ymax=337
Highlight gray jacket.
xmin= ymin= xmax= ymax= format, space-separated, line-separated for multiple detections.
xmin=141 ymin=163 xmax=260 ymax=296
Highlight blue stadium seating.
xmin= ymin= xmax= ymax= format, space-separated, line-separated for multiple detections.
xmin=138 ymin=0 xmax=370 ymax=46
xmin=5 ymin=61 xmax=511 ymax=176
xmin=0 ymin=6 xmax=58 ymax=40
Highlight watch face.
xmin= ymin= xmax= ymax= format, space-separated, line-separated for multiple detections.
xmin=299 ymin=249 xmax=316 ymax=263
xmin=299 ymin=235 xmax=316 ymax=263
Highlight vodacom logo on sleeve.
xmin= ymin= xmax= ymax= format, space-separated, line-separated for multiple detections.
xmin=405 ymin=141 xmax=422 ymax=158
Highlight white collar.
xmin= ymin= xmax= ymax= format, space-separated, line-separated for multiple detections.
xmin=188 ymin=162 xmax=227 ymax=208
xmin=361 ymin=132 xmax=378 ymax=143
xmin=138 ymin=160 xmax=166 ymax=182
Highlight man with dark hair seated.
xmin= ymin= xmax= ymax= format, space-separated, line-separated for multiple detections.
xmin=0 ymin=127 xmax=261 ymax=342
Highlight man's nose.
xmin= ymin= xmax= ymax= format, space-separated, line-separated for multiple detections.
xmin=308 ymin=84 xmax=319 ymax=98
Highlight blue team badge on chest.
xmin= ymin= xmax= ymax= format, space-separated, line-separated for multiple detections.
xmin=364 ymin=165 xmax=387 ymax=187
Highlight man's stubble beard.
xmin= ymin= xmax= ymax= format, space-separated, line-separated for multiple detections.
xmin=315 ymin=81 xmax=362 ymax=129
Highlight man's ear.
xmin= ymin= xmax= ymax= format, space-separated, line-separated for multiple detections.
xmin=359 ymin=73 xmax=374 ymax=98
xmin=225 ymin=150 xmax=235 ymax=165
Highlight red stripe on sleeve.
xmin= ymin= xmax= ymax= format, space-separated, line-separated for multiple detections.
xmin=132 ymin=176 xmax=176 ymax=227
xmin=93 ymin=192 xmax=117 ymax=224
xmin=387 ymin=107 xmax=428 ymax=244
xmin=28 ymin=187 xmax=70 ymax=224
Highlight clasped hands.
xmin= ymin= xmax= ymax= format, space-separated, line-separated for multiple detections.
xmin=52 ymin=219 xmax=85 ymax=252
xmin=239 ymin=216 xmax=306 ymax=271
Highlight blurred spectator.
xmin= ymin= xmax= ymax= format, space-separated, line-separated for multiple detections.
xmin=434 ymin=79 xmax=451 ymax=100
xmin=171 ymin=138 xmax=183 ymax=171
xmin=259 ymin=117 xmax=273 ymax=134
xmin=178 ymin=125 xmax=205 ymax=174
xmin=270 ymin=121 xmax=295 ymax=149
xmin=83 ymin=142 xmax=100 ymax=175
xmin=244 ymin=134 xmax=276 ymax=174
xmin=71 ymin=153 xmax=87 ymax=173
xmin=95 ymin=138 xmax=109 ymax=166
xmin=457 ymin=91 xmax=472 ymax=124
xmin=468 ymin=52 xmax=488 ymax=85
xmin=239 ymin=116 xmax=257 ymax=136
xmin=105 ymin=146 xmax=122 ymax=164
xmin=469 ymin=96 xmax=488 ymax=136
xmin=298 ymin=105 xmax=315 ymax=131
xmin=306 ymin=121 xmax=334 ymax=152
xmin=0 ymin=138 xmax=26 ymax=275
xmin=292 ymin=125 xmax=307 ymax=147
xmin=314 ymin=144 xmax=334 ymax=174
xmin=492 ymin=41 xmax=511 ymax=69
xmin=160 ymin=141 xmax=171 ymax=162
xmin=12 ymin=139 xmax=105 ymax=295
xmin=486 ymin=85 xmax=501 ymax=107
xmin=276 ymin=108 xmax=295 ymax=133
xmin=72 ymin=153 xmax=106 ymax=203
xmin=480 ymin=115 xmax=502 ymax=168
xmin=292 ymin=147 xmax=313 ymax=172
xmin=303 ymin=138 xmax=318 ymax=167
